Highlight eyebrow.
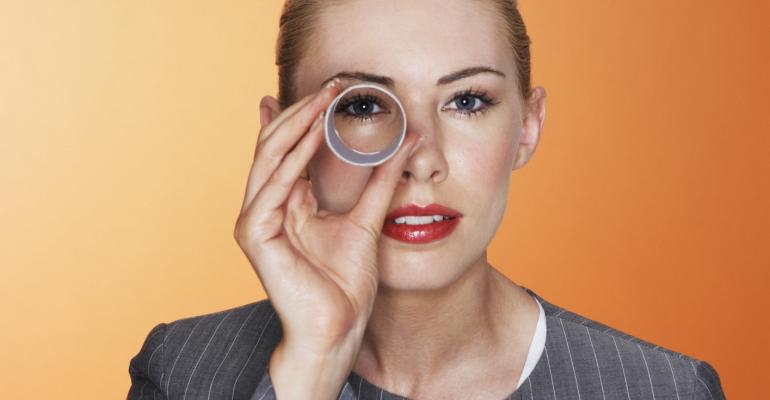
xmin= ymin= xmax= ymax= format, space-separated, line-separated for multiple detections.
xmin=319 ymin=66 xmax=506 ymax=89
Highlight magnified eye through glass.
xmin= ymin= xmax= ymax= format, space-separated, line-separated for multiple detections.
xmin=324 ymin=82 xmax=407 ymax=167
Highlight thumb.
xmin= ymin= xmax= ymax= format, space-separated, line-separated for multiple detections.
xmin=348 ymin=133 xmax=422 ymax=233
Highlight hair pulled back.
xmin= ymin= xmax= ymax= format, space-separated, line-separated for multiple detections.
xmin=274 ymin=0 xmax=532 ymax=110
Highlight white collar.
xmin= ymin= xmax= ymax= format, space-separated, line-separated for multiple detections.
xmin=515 ymin=295 xmax=546 ymax=390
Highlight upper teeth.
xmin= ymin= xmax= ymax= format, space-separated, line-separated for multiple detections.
xmin=393 ymin=215 xmax=450 ymax=225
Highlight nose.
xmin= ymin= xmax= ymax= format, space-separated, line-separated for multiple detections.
xmin=400 ymin=107 xmax=449 ymax=184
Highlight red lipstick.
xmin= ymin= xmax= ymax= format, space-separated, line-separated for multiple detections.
xmin=383 ymin=203 xmax=462 ymax=244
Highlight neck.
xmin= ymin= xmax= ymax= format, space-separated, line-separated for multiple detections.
xmin=355 ymin=255 xmax=522 ymax=389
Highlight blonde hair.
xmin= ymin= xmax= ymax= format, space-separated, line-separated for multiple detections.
xmin=274 ymin=0 xmax=532 ymax=110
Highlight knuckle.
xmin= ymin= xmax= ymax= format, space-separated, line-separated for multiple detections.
xmin=233 ymin=214 xmax=257 ymax=244
xmin=233 ymin=220 xmax=242 ymax=241
xmin=233 ymin=209 xmax=280 ymax=250
xmin=233 ymin=219 xmax=248 ymax=245
xmin=256 ymin=141 xmax=284 ymax=167
xmin=268 ymin=168 xmax=295 ymax=192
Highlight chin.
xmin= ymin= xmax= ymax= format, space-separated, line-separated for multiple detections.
xmin=375 ymin=243 xmax=473 ymax=292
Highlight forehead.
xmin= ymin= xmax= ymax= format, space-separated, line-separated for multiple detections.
xmin=296 ymin=0 xmax=514 ymax=93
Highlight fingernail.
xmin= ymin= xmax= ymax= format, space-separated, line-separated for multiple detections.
xmin=324 ymin=78 xmax=341 ymax=89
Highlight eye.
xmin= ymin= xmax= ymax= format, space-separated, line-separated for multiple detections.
xmin=334 ymin=93 xmax=388 ymax=122
xmin=443 ymin=88 xmax=498 ymax=118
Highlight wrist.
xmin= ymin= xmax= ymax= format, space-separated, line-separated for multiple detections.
xmin=269 ymin=339 xmax=356 ymax=400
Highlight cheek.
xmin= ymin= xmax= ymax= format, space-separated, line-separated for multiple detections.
xmin=451 ymin=127 xmax=517 ymax=191
xmin=446 ymin=121 xmax=518 ymax=233
xmin=308 ymin=145 xmax=374 ymax=213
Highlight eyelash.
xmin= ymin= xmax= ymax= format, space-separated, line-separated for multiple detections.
xmin=444 ymin=87 xmax=499 ymax=119
xmin=335 ymin=92 xmax=387 ymax=122
xmin=334 ymin=87 xmax=499 ymax=122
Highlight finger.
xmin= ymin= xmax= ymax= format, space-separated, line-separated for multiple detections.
xmin=258 ymin=82 xmax=338 ymax=152
xmin=245 ymin=110 xmax=326 ymax=221
xmin=283 ymin=177 xmax=315 ymax=244
xmin=257 ymin=78 xmax=342 ymax=147
xmin=240 ymin=81 xmax=341 ymax=212
xmin=256 ymin=92 xmax=315 ymax=148
xmin=348 ymin=133 xmax=423 ymax=233
xmin=245 ymin=93 xmax=313 ymax=212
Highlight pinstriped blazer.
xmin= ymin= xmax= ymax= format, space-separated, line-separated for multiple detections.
xmin=126 ymin=286 xmax=726 ymax=399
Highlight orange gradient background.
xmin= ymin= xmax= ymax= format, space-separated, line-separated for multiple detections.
xmin=1 ymin=1 xmax=767 ymax=398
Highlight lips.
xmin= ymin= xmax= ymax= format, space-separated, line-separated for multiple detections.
xmin=385 ymin=203 xmax=463 ymax=221
xmin=383 ymin=203 xmax=463 ymax=244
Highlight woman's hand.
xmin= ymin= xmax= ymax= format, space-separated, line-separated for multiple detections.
xmin=234 ymin=80 xmax=420 ymax=357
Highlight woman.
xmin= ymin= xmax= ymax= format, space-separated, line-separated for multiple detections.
xmin=127 ymin=0 xmax=726 ymax=399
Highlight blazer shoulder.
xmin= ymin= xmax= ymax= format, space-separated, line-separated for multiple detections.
xmin=129 ymin=298 xmax=283 ymax=399
xmin=164 ymin=298 xmax=276 ymax=331
xmin=528 ymin=289 xmax=726 ymax=399
xmin=531 ymin=288 xmax=702 ymax=361
xmin=160 ymin=298 xmax=282 ymax=359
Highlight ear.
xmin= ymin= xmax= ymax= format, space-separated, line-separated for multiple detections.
xmin=259 ymin=95 xmax=282 ymax=129
xmin=512 ymin=86 xmax=547 ymax=171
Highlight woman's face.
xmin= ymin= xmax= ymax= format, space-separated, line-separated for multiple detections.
xmin=280 ymin=0 xmax=545 ymax=290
